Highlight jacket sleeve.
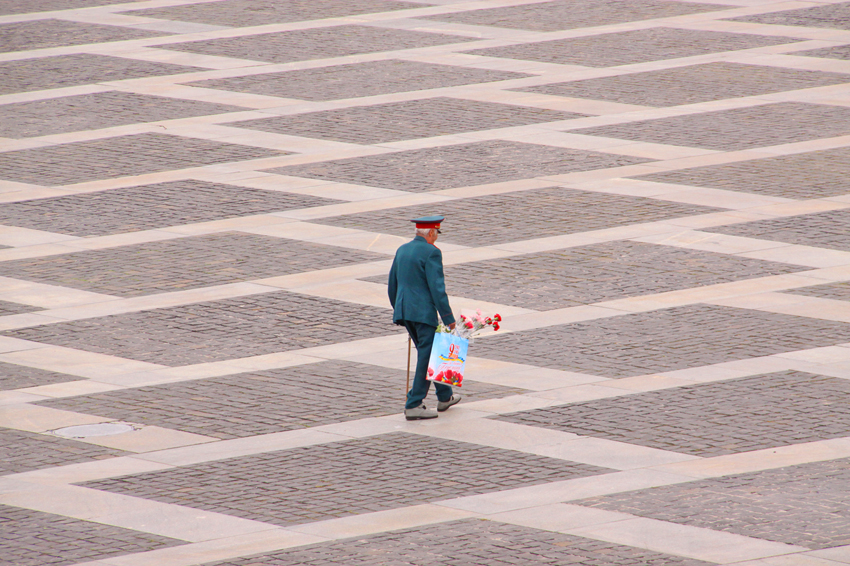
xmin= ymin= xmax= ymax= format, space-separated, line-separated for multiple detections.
xmin=387 ymin=256 xmax=398 ymax=308
xmin=424 ymin=247 xmax=455 ymax=326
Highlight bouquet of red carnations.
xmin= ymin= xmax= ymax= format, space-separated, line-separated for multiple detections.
xmin=429 ymin=310 xmax=501 ymax=387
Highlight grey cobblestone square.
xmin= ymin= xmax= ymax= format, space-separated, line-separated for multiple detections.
xmin=1 ymin=0 xmax=144 ymax=15
xmin=3 ymin=291 xmax=402 ymax=366
xmin=159 ymin=25 xmax=474 ymax=65
xmin=783 ymin=281 xmax=850 ymax=301
xmin=424 ymin=0 xmax=724 ymax=32
xmin=0 ymin=504 xmax=184 ymax=566
xmin=495 ymin=370 xmax=850 ymax=457
xmin=187 ymin=60 xmax=531 ymax=102
xmin=573 ymin=102 xmax=850 ymax=150
xmin=634 ymin=147 xmax=850 ymax=199
xmin=38 ymin=361 xmax=524 ymax=439
xmin=0 ymin=361 xmax=79 ymax=391
xmin=463 ymin=27 xmax=799 ymax=68
xmin=80 ymin=432 xmax=611 ymax=526
xmin=0 ymin=19 xmax=167 ymax=53
xmin=205 ymin=519 xmax=712 ymax=566
xmin=707 ymin=208 xmax=850 ymax=252
xmin=0 ymin=428 xmax=125 ymax=476
xmin=0 ymin=133 xmax=285 ymax=186
xmin=729 ymin=2 xmax=850 ymax=30
xmin=226 ymin=97 xmax=586 ymax=145
xmin=0 ymin=300 xmax=42 ymax=317
xmin=516 ymin=62 xmax=850 ymax=107
xmin=579 ymin=457 xmax=850 ymax=549
xmin=471 ymin=304 xmax=850 ymax=377
xmin=0 ymin=180 xmax=341 ymax=236
xmin=0 ymin=232 xmax=385 ymax=297
xmin=269 ymin=140 xmax=651 ymax=192
xmin=795 ymin=45 xmax=850 ymax=61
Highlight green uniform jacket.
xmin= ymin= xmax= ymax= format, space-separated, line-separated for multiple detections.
xmin=388 ymin=235 xmax=455 ymax=327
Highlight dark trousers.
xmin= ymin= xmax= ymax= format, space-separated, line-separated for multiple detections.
xmin=404 ymin=321 xmax=453 ymax=409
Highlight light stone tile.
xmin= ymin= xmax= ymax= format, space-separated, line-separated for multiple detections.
xmin=652 ymin=187 xmax=792 ymax=210
xmin=297 ymin=334 xmax=409 ymax=361
xmin=289 ymin=280 xmax=393 ymax=309
xmin=0 ymin=346 xmax=166 ymax=380
xmin=526 ymin=384 xmax=627 ymax=403
xmin=0 ymin=404 xmax=109 ymax=433
xmin=0 ymin=391 xmax=48 ymax=405
xmin=747 ymin=199 xmax=850 ymax=218
xmin=712 ymin=294 xmax=850 ymax=323
xmin=78 ymin=425 xmax=217 ymax=453
xmin=0 ymin=313 xmax=70 ymax=332
xmin=740 ymin=245 xmax=850 ymax=268
xmin=59 ymin=230 xmax=187 ymax=252
xmin=776 ymin=345 xmax=850 ymax=364
xmin=0 ymin=277 xmax=118 ymax=309
xmin=0 ymin=336 xmax=46 ymax=354
xmin=595 ymin=374 xmax=693 ymax=392
xmin=9 ymin=456 xmax=172 ymax=486
xmin=255 ymin=261 xmax=391 ymax=289
xmin=0 ymin=225 xmax=79 ymax=247
xmin=489 ymin=503 xmax=635 ymax=533
xmin=458 ymin=394 xmax=561 ymax=414
xmin=635 ymin=230 xmax=791 ymax=255
xmin=810 ymin=547 xmax=850 ymax=564
xmin=19 ymin=380 xmax=121 ymax=399
xmin=731 ymin=554 xmax=850 ymax=566
xmin=659 ymin=210 xmax=781 ymax=229
xmin=311 ymin=232 xmax=410 ymax=255
xmin=463 ymin=357 xmax=607 ymax=390
xmin=657 ymin=356 xmax=798 ymax=383
xmin=441 ymin=246 xmax=519 ymax=265
xmin=501 ymin=305 xmax=627 ymax=333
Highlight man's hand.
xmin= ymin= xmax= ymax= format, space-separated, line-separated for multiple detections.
xmin=448 ymin=322 xmax=456 ymax=330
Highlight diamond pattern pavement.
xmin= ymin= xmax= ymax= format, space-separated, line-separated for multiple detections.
xmin=0 ymin=428 xmax=126 ymax=476
xmin=0 ymin=362 xmax=79 ymax=391
xmin=0 ymin=19 xmax=167 ymax=53
xmin=707 ymin=208 xmax=850 ymax=251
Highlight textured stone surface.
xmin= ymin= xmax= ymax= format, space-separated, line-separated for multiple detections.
xmin=0 ymin=0 xmax=143 ymax=14
xmin=783 ymin=281 xmax=850 ymax=301
xmin=227 ymin=97 xmax=586 ymax=144
xmin=0 ymin=504 xmax=184 ymax=566
xmin=580 ymin=457 xmax=850 ymax=549
xmin=707 ymin=208 xmax=850 ymax=252
xmin=186 ymin=59 xmax=531 ymax=102
xmin=0 ymin=300 xmax=42 ymax=317
xmin=205 ymin=519 xmax=713 ymax=566
xmin=159 ymin=25 xmax=473 ymax=64
xmin=464 ymin=27 xmax=799 ymax=68
xmin=795 ymin=45 xmax=850 ymax=61
xmin=39 ymin=361 xmax=524 ymax=439
xmin=0 ymin=180 xmax=340 ymax=237
xmin=0 ymin=133 xmax=285 ymax=186
xmin=0 ymin=19 xmax=166 ymax=53
xmin=0 ymin=428 xmax=125 ymax=476
xmin=635 ymin=147 xmax=850 ymax=199
xmin=3 ymin=291 xmax=402 ymax=366
xmin=517 ymin=62 xmax=850 ymax=107
xmin=729 ymin=2 xmax=850 ymax=30
xmin=574 ymin=102 xmax=850 ymax=150
xmin=471 ymin=304 xmax=850 ymax=377
xmin=81 ymin=433 xmax=611 ymax=526
xmin=0 ymin=232 xmax=385 ymax=297
xmin=496 ymin=371 xmax=850 ymax=456
xmin=269 ymin=140 xmax=651 ymax=192
xmin=0 ymin=362 xmax=79 ymax=392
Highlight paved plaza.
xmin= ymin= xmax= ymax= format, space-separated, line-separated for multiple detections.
xmin=2 ymin=0 xmax=850 ymax=564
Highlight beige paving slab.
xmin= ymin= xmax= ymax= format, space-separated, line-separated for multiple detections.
xmin=810 ymin=547 xmax=850 ymax=564
xmin=739 ymin=245 xmax=850 ymax=269
xmin=501 ymin=304 xmax=628 ymax=332
xmin=0 ymin=225 xmax=79 ymax=247
xmin=463 ymin=357 xmax=607 ymax=390
xmin=775 ymin=345 xmax=850 ymax=364
xmin=653 ymin=187 xmax=793 ymax=210
xmin=288 ymin=279 xmax=393 ymax=309
xmin=255 ymin=260 xmax=392 ymax=289
xmin=458 ymin=394 xmax=562 ymax=414
xmin=0 ymin=312 xmax=71 ymax=332
xmin=712 ymin=293 xmax=850 ymax=323
xmin=9 ymin=456 xmax=172 ymax=486
xmin=658 ymin=355 xmax=798 ymax=383
xmin=18 ymin=379 xmax=121 ymax=399
xmin=0 ymin=390 xmax=49 ymax=405
xmin=635 ymin=230 xmax=792 ymax=255
xmin=0 ymin=277 xmax=118 ymax=309
xmin=77 ymin=425 xmax=217 ymax=453
xmin=0 ymin=346 xmax=166 ymax=380
xmin=0 ymin=336 xmax=46 ymax=354
xmin=0 ymin=404 xmax=109 ymax=433
xmin=732 ymin=554 xmax=850 ymax=566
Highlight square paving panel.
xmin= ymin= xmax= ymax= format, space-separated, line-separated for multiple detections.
xmin=470 ymin=304 xmax=850 ymax=377
xmin=516 ymin=62 xmax=850 ymax=107
xmin=80 ymin=432 xmax=611 ymax=526
xmin=425 ymin=0 xmax=725 ymax=32
xmin=3 ymin=291 xmax=402 ymax=366
xmin=0 ymin=54 xmax=205 ymax=96
xmin=573 ymin=102 xmax=850 ymax=151
xmin=0 ymin=361 xmax=79 ymax=391
xmin=124 ymin=0 xmax=428 ymax=27
xmin=226 ymin=97 xmax=587 ymax=145
xmin=158 ymin=25 xmax=474 ymax=65
xmin=578 ymin=457 xmax=850 ymax=549
xmin=783 ymin=281 xmax=850 ymax=301
xmin=0 ymin=91 xmax=245 ymax=138
xmin=202 ymin=518 xmax=712 ymax=566
xmin=0 ymin=504 xmax=184 ymax=566
xmin=0 ymin=0 xmax=144 ymax=15
xmin=0 ymin=300 xmax=43 ymax=317
xmin=794 ymin=45 xmax=850 ymax=61
xmin=268 ymin=140 xmax=651 ymax=192
xmin=38 ymin=361 xmax=525 ymax=439
xmin=0 ymin=428 xmax=125 ymax=476
xmin=634 ymin=147 xmax=850 ymax=199
xmin=0 ymin=180 xmax=341 ymax=237
xmin=706 ymin=208 xmax=850 ymax=252
xmin=0 ymin=133 xmax=286 ymax=186
xmin=0 ymin=19 xmax=167 ymax=53
xmin=186 ymin=59 xmax=531 ymax=102
xmin=0 ymin=232 xmax=386 ymax=297
xmin=463 ymin=27 xmax=800 ymax=68
xmin=728 ymin=2 xmax=850 ymax=30
xmin=496 ymin=370 xmax=850 ymax=457
xmin=316 ymin=186 xmax=717 ymax=247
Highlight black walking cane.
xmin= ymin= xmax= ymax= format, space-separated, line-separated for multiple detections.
xmin=406 ymin=337 xmax=412 ymax=398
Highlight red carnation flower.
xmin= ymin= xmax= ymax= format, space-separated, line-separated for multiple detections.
xmin=494 ymin=314 xmax=502 ymax=322
xmin=493 ymin=323 xmax=500 ymax=331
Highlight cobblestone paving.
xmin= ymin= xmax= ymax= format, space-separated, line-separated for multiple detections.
xmin=707 ymin=208 xmax=850 ymax=252
xmin=81 ymin=433 xmax=611 ymax=526
xmin=729 ymin=2 xmax=850 ymax=30
xmin=635 ymin=147 xmax=850 ymax=199
xmin=270 ymin=140 xmax=651 ymax=192
xmin=227 ymin=97 xmax=586 ymax=145
xmin=0 ymin=180 xmax=340 ymax=236
xmin=319 ymin=187 xmax=716 ymax=246
xmin=0 ymin=91 xmax=244 ymax=138
xmin=205 ymin=519 xmax=713 ymax=566
xmin=471 ymin=304 xmax=850 ymax=377
xmin=424 ymin=0 xmax=724 ymax=32
xmin=795 ymin=45 xmax=850 ymax=61
xmin=783 ymin=281 xmax=850 ymax=301
xmin=517 ymin=62 xmax=850 ymax=107
xmin=0 ymin=232 xmax=385 ymax=297
xmin=3 ymin=291 xmax=402 ymax=366
xmin=579 ymin=457 xmax=850 ymax=549
xmin=463 ymin=27 xmax=799 ymax=68
xmin=574 ymin=102 xmax=850 ymax=150
xmin=125 ymin=0 xmax=426 ymax=27
xmin=0 ymin=19 xmax=166 ymax=53
xmin=0 ymin=300 xmax=42 ymax=316
xmin=0 ymin=54 xmax=205 ymax=96
xmin=159 ymin=25 xmax=474 ymax=65
xmin=39 ymin=361 xmax=524 ymax=439
xmin=496 ymin=371 xmax=850 ymax=456
xmin=0 ymin=428 xmax=125 ymax=475
xmin=186 ymin=59 xmax=531 ymax=102
xmin=0 ymin=133 xmax=285 ymax=186
xmin=0 ymin=504 xmax=185 ymax=566
xmin=0 ymin=361 xmax=79 ymax=391
xmin=0 ymin=0 xmax=143 ymax=14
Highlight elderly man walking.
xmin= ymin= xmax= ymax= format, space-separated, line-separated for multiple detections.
xmin=388 ymin=215 xmax=462 ymax=420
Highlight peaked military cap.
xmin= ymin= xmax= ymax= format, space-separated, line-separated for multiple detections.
xmin=410 ymin=215 xmax=444 ymax=229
